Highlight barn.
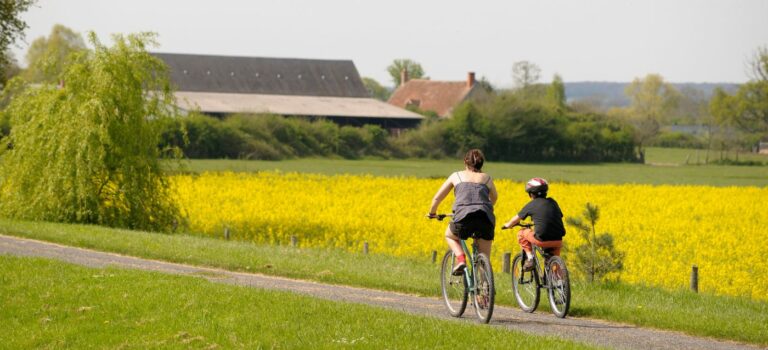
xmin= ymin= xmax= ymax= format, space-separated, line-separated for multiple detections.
xmin=153 ymin=53 xmax=423 ymax=129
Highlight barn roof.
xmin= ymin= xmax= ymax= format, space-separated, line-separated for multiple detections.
xmin=153 ymin=53 xmax=369 ymax=98
xmin=175 ymin=92 xmax=423 ymax=120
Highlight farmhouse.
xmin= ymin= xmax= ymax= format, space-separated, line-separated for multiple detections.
xmin=388 ymin=71 xmax=489 ymax=118
xmin=153 ymin=53 xmax=423 ymax=129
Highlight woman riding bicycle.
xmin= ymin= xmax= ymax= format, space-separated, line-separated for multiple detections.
xmin=502 ymin=178 xmax=565 ymax=271
xmin=428 ymin=149 xmax=498 ymax=275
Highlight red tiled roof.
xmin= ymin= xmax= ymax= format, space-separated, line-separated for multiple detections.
xmin=387 ymin=79 xmax=474 ymax=117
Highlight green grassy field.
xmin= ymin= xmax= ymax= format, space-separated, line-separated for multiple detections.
xmin=2 ymin=219 xmax=766 ymax=345
xmin=171 ymin=147 xmax=768 ymax=187
xmin=645 ymin=147 xmax=768 ymax=165
xmin=0 ymin=256 xmax=598 ymax=349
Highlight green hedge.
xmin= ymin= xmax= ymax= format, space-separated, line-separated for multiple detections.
xmin=158 ymin=93 xmax=641 ymax=162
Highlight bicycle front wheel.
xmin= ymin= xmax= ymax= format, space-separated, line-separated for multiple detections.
xmin=511 ymin=253 xmax=539 ymax=313
xmin=547 ymin=256 xmax=571 ymax=318
xmin=472 ymin=253 xmax=495 ymax=323
xmin=440 ymin=250 xmax=468 ymax=317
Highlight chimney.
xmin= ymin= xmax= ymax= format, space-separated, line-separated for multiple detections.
xmin=467 ymin=72 xmax=476 ymax=88
xmin=400 ymin=68 xmax=409 ymax=85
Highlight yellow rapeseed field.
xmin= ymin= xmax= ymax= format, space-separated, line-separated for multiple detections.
xmin=173 ymin=172 xmax=768 ymax=300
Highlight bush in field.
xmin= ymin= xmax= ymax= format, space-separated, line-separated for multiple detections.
xmin=649 ymin=131 xmax=706 ymax=149
xmin=158 ymin=113 xmax=404 ymax=160
xmin=0 ymin=32 xmax=181 ymax=231
xmin=565 ymin=203 xmax=624 ymax=282
xmin=159 ymin=113 xmax=258 ymax=159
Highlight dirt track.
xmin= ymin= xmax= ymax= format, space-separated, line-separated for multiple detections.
xmin=0 ymin=234 xmax=763 ymax=350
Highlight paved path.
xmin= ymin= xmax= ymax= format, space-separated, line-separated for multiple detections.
xmin=0 ymin=234 xmax=763 ymax=350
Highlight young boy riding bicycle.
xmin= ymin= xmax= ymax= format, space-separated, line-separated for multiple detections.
xmin=502 ymin=178 xmax=565 ymax=271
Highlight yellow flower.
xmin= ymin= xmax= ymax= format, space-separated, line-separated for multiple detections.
xmin=171 ymin=172 xmax=768 ymax=300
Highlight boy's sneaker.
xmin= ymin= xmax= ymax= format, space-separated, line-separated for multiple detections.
xmin=452 ymin=262 xmax=466 ymax=276
xmin=523 ymin=260 xmax=534 ymax=272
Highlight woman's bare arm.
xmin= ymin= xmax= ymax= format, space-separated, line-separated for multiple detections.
xmin=487 ymin=177 xmax=498 ymax=206
xmin=429 ymin=175 xmax=455 ymax=215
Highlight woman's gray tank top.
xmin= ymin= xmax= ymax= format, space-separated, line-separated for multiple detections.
xmin=452 ymin=172 xmax=495 ymax=226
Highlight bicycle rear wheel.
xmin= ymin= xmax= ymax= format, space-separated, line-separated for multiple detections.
xmin=511 ymin=253 xmax=539 ymax=313
xmin=440 ymin=250 xmax=468 ymax=317
xmin=546 ymin=256 xmax=571 ymax=318
xmin=472 ymin=253 xmax=495 ymax=323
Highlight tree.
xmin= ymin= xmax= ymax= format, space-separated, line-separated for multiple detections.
xmin=387 ymin=59 xmax=425 ymax=87
xmin=0 ymin=32 xmax=182 ymax=231
xmin=624 ymin=74 xmax=680 ymax=161
xmin=511 ymin=60 xmax=541 ymax=89
xmin=0 ymin=0 xmax=36 ymax=86
xmin=446 ymin=102 xmax=488 ymax=155
xmin=732 ymin=47 xmax=768 ymax=134
xmin=674 ymin=86 xmax=709 ymax=125
xmin=22 ymin=24 xmax=87 ymax=83
xmin=546 ymin=74 xmax=566 ymax=111
xmin=361 ymin=77 xmax=391 ymax=101
xmin=707 ymin=47 xmax=768 ymax=157
xmin=0 ymin=49 xmax=20 ymax=85
xmin=476 ymin=75 xmax=495 ymax=94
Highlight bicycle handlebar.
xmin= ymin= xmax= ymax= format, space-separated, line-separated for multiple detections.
xmin=501 ymin=222 xmax=534 ymax=230
xmin=426 ymin=213 xmax=453 ymax=221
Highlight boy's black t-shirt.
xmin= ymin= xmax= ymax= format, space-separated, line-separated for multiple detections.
xmin=518 ymin=197 xmax=566 ymax=241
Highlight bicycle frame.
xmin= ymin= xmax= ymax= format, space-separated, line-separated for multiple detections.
xmin=458 ymin=238 xmax=479 ymax=294
xmin=520 ymin=245 xmax=550 ymax=289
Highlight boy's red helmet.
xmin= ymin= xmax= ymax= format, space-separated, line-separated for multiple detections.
xmin=525 ymin=178 xmax=549 ymax=197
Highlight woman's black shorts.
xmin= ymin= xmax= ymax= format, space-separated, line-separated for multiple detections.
xmin=449 ymin=211 xmax=494 ymax=240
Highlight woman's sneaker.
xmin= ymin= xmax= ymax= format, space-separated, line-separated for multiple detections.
xmin=452 ymin=262 xmax=466 ymax=276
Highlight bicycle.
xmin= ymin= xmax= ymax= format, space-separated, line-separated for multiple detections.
xmin=502 ymin=222 xmax=571 ymax=318
xmin=428 ymin=213 xmax=495 ymax=324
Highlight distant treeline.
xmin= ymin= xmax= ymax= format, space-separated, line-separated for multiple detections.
xmin=158 ymin=88 xmax=640 ymax=162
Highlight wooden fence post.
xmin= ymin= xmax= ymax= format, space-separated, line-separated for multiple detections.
xmin=224 ymin=227 xmax=230 ymax=240
xmin=363 ymin=242 xmax=369 ymax=255
xmin=502 ymin=252 xmax=511 ymax=273
xmin=290 ymin=235 xmax=297 ymax=247
xmin=431 ymin=250 xmax=437 ymax=263
xmin=691 ymin=265 xmax=699 ymax=293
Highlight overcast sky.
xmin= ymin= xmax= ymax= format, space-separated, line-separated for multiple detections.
xmin=13 ymin=0 xmax=768 ymax=87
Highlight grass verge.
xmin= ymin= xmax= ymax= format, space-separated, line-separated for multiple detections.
xmin=0 ymin=255 xmax=598 ymax=349
xmin=1 ymin=219 xmax=766 ymax=345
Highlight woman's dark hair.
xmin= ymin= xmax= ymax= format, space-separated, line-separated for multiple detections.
xmin=464 ymin=149 xmax=485 ymax=172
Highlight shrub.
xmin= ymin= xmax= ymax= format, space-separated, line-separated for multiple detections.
xmin=565 ymin=203 xmax=624 ymax=282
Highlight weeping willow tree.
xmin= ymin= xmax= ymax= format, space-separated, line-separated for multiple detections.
xmin=0 ymin=32 xmax=181 ymax=231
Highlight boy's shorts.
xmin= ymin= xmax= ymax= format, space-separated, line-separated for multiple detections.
xmin=448 ymin=211 xmax=494 ymax=241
